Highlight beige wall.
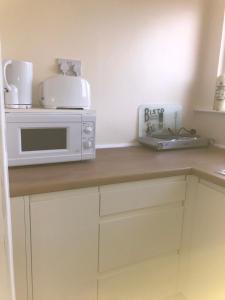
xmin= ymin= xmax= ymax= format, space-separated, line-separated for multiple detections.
xmin=191 ymin=0 xmax=225 ymax=146
xmin=193 ymin=0 xmax=224 ymax=110
xmin=0 ymin=0 xmax=205 ymax=145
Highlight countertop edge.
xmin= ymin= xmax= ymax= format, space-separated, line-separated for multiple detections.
xmin=10 ymin=168 xmax=192 ymax=198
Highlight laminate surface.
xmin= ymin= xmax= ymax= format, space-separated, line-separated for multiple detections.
xmin=9 ymin=146 xmax=225 ymax=197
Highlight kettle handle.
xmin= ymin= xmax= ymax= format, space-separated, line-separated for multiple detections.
xmin=3 ymin=60 xmax=12 ymax=91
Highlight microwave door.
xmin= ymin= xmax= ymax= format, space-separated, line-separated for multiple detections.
xmin=7 ymin=122 xmax=82 ymax=166
xmin=20 ymin=128 xmax=68 ymax=152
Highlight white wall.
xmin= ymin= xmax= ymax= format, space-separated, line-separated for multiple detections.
xmin=0 ymin=0 xmax=205 ymax=145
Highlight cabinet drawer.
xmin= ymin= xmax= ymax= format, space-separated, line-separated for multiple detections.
xmin=98 ymin=254 xmax=179 ymax=300
xmin=100 ymin=176 xmax=186 ymax=216
xmin=99 ymin=206 xmax=183 ymax=272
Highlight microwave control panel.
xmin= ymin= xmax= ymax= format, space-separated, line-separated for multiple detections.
xmin=82 ymin=113 xmax=96 ymax=159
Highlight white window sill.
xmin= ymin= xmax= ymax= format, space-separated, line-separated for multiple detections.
xmin=194 ymin=108 xmax=225 ymax=114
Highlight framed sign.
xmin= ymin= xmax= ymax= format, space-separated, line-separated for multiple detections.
xmin=138 ymin=104 xmax=182 ymax=138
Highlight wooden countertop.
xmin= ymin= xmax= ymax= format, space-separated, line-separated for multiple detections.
xmin=8 ymin=146 xmax=225 ymax=197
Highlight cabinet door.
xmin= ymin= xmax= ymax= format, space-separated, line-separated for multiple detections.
xmin=11 ymin=197 xmax=28 ymax=300
xmin=186 ymin=181 xmax=225 ymax=300
xmin=30 ymin=188 xmax=99 ymax=300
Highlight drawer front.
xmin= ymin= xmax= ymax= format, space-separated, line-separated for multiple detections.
xmin=99 ymin=206 xmax=183 ymax=272
xmin=100 ymin=176 xmax=186 ymax=216
xmin=98 ymin=254 xmax=179 ymax=300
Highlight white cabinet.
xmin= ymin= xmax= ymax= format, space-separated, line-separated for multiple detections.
xmin=11 ymin=172 xmax=225 ymax=300
xmin=11 ymin=187 xmax=99 ymax=300
xmin=100 ymin=176 xmax=186 ymax=216
xmin=11 ymin=197 xmax=28 ymax=300
xmin=11 ymin=176 xmax=187 ymax=300
xmin=98 ymin=176 xmax=186 ymax=300
xmin=99 ymin=206 xmax=183 ymax=272
xmin=98 ymin=253 xmax=179 ymax=300
xmin=180 ymin=178 xmax=225 ymax=300
xmin=30 ymin=188 xmax=99 ymax=300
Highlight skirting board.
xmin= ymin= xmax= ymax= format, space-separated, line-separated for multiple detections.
xmin=96 ymin=142 xmax=139 ymax=149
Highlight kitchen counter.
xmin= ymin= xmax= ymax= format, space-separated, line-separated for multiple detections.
xmin=8 ymin=145 xmax=225 ymax=197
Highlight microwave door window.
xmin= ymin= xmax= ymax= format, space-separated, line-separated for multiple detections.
xmin=21 ymin=128 xmax=67 ymax=151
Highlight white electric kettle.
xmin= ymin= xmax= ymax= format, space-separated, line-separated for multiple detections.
xmin=3 ymin=60 xmax=33 ymax=108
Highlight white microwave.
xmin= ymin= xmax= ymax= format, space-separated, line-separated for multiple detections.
xmin=5 ymin=109 xmax=96 ymax=166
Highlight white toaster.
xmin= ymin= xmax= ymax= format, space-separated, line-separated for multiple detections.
xmin=40 ymin=75 xmax=91 ymax=109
